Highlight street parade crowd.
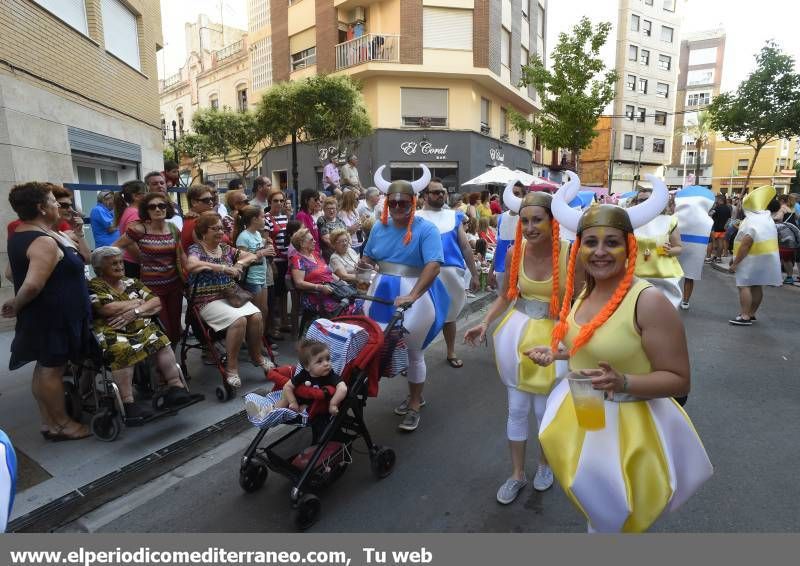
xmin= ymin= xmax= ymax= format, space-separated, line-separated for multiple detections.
xmin=3 ymin=152 xmax=796 ymax=532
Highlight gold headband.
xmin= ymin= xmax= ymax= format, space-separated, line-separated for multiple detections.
xmin=520 ymin=192 xmax=552 ymax=211
xmin=577 ymin=205 xmax=633 ymax=234
xmin=387 ymin=180 xmax=415 ymax=196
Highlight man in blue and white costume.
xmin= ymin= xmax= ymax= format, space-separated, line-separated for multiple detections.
xmin=674 ymin=185 xmax=714 ymax=310
xmin=417 ymin=178 xmax=479 ymax=369
xmin=0 ymin=428 xmax=17 ymax=532
xmin=364 ymin=164 xmax=450 ymax=432
xmin=491 ymin=182 xmax=523 ymax=289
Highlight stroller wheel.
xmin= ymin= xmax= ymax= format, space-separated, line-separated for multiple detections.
xmin=371 ymin=447 xmax=396 ymax=479
xmin=63 ymin=381 xmax=82 ymax=421
xmin=90 ymin=410 xmax=122 ymax=442
xmin=215 ymin=385 xmax=232 ymax=402
xmin=239 ymin=463 xmax=268 ymax=493
xmin=293 ymin=494 xmax=321 ymax=531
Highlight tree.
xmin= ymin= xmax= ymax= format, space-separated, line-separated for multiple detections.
xmin=191 ymin=107 xmax=268 ymax=184
xmin=257 ymin=75 xmax=372 ymax=195
xmin=510 ymin=16 xmax=617 ymax=172
xmin=708 ymin=41 xmax=800 ymax=194
xmin=685 ymin=110 xmax=713 ymax=184
xmin=174 ymin=133 xmax=213 ymax=185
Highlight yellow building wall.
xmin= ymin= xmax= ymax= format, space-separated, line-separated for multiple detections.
xmin=288 ymin=0 xmax=316 ymax=36
xmin=712 ymin=138 xmax=797 ymax=194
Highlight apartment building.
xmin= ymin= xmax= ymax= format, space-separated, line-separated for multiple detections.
xmin=159 ymin=15 xmax=250 ymax=184
xmin=260 ymin=0 xmax=545 ymax=191
xmin=712 ymin=138 xmax=797 ymax=195
xmin=610 ymin=0 xmax=682 ymax=193
xmin=0 ymin=0 xmax=164 ymax=267
xmin=664 ymin=28 xmax=725 ymax=188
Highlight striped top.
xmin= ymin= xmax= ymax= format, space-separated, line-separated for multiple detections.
xmin=187 ymin=243 xmax=237 ymax=308
xmin=265 ymin=212 xmax=289 ymax=261
xmin=126 ymin=225 xmax=181 ymax=293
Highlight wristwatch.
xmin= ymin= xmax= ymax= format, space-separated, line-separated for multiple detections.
xmin=133 ymin=308 xmax=141 ymax=316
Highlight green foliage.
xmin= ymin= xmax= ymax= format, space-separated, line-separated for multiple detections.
xmin=510 ymin=16 xmax=617 ymax=164
xmin=191 ymin=107 xmax=266 ymax=182
xmin=174 ymin=133 xmax=213 ymax=185
xmin=686 ymin=110 xmax=713 ymax=182
xmin=708 ymin=41 xmax=800 ymax=191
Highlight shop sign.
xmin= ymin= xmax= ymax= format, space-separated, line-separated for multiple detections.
xmin=489 ymin=148 xmax=505 ymax=162
xmin=318 ymin=146 xmax=345 ymax=162
xmin=399 ymin=141 xmax=449 ymax=160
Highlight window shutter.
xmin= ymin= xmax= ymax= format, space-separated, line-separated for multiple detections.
xmin=423 ymin=8 xmax=473 ymax=50
xmin=401 ymin=88 xmax=448 ymax=119
xmin=32 ymin=0 xmax=88 ymax=34
xmin=102 ymin=0 xmax=140 ymax=70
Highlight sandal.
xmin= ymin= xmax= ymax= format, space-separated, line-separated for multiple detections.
xmin=446 ymin=357 xmax=464 ymax=369
xmin=225 ymin=372 xmax=242 ymax=388
xmin=48 ymin=421 xmax=91 ymax=442
xmin=254 ymin=359 xmax=275 ymax=373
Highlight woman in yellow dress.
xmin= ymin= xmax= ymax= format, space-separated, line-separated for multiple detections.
xmin=529 ymin=174 xmax=713 ymax=532
xmin=464 ymin=177 xmax=570 ymax=505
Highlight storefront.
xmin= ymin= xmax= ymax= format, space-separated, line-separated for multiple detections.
xmin=261 ymin=128 xmax=533 ymax=200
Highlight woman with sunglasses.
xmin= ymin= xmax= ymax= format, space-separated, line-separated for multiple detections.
xmin=265 ymin=189 xmax=291 ymax=338
xmin=113 ymin=193 xmax=186 ymax=344
xmin=52 ymin=185 xmax=91 ymax=263
xmin=180 ymin=186 xmax=217 ymax=253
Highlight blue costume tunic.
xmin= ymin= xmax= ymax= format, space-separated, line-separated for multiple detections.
xmin=0 ymin=429 xmax=16 ymax=532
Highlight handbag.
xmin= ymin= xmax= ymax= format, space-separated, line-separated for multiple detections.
xmin=222 ymin=250 xmax=254 ymax=307
xmin=326 ymin=279 xmax=358 ymax=301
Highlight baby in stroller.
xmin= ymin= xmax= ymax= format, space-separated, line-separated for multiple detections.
xmin=245 ymin=339 xmax=348 ymax=426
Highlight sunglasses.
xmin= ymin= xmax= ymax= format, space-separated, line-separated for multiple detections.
xmin=272 ymin=198 xmax=285 ymax=203
xmin=147 ymin=203 xmax=168 ymax=211
xmin=207 ymin=225 xmax=224 ymax=232
xmin=388 ymin=200 xmax=412 ymax=209
xmin=428 ymin=190 xmax=447 ymax=196
xmin=196 ymin=197 xmax=214 ymax=204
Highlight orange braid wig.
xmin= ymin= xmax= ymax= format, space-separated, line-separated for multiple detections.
xmin=505 ymin=218 xmax=525 ymax=300
xmin=381 ymin=198 xmax=389 ymax=225
xmin=550 ymin=235 xmax=580 ymax=352
xmin=549 ymin=220 xmax=561 ymax=318
xmin=551 ymin=232 xmax=639 ymax=355
xmin=505 ymin=217 xmax=561 ymax=313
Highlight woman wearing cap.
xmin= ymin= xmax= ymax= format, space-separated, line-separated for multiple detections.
xmin=90 ymin=190 xmax=119 ymax=247
xmin=529 ymin=174 xmax=712 ymax=533
xmin=362 ymin=164 xmax=448 ymax=432
xmin=464 ymin=180 xmax=570 ymax=504
xmin=728 ymin=185 xmax=783 ymax=325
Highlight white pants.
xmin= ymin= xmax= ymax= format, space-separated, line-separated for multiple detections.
xmin=506 ymin=387 xmax=547 ymax=442
xmin=406 ymin=347 xmax=426 ymax=384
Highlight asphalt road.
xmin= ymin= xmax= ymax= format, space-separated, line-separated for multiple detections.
xmin=65 ymin=267 xmax=800 ymax=533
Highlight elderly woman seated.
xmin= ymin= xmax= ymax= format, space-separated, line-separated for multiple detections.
xmin=88 ymin=247 xmax=192 ymax=422
xmin=328 ymin=228 xmax=359 ymax=284
xmin=186 ymin=212 xmax=274 ymax=389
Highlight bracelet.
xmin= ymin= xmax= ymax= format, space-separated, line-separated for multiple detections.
xmin=622 ymin=374 xmax=629 ymax=393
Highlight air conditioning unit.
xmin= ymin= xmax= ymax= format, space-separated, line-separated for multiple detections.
xmin=350 ymin=7 xmax=366 ymax=23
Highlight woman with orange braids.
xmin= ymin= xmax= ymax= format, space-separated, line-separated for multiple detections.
xmin=528 ymin=173 xmax=713 ymax=533
xmin=463 ymin=179 xmax=570 ymax=505
xmin=362 ymin=164 xmax=449 ymax=432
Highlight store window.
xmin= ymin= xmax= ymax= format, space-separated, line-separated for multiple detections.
xmin=401 ymin=88 xmax=448 ymax=127
xmin=102 ymin=0 xmax=141 ymax=70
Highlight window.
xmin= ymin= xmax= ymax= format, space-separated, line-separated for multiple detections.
xmin=638 ymin=78 xmax=648 ymax=94
xmin=423 ymin=7 xmax=473 ymax=50
xmin=642 ymin=20 xmax=652 ymax=36
xmin=247 ymin=0 xmax=271 ymax=32
xmin=653 ymin=138 xmax=665 ymax=153
xmin=637 ymin=107 xmax=646 ymax=122
xmin=640 ymin=49 xmax=650 ymax=65
xmin=32 ymin=0 xmax=88 ymax=35
xmin=291 ymin=46 xmax=316 ymax=70
xmin=236 ymin=87 xmax=248 ymax=112
xmin=645 ymin=0 xmax=654 ymax=5
xmin=631 ymin=14 xmax=640 ymax=31
xmin=401 ymin=87 xmax=448 ymax=127
xmin=655 ymin=111 xmax=667 ymax=125
xmin=689 ymin=47 xmax=717 ymax=66
xmin=626 ymin=74 xmax=637 ymax=91
xmin=738 ymin=159 xmax=749 ymax=172
xmin=687 ymin=92 xmax=711 ymax=107
xmin=687 ymin=69 xmax=713 ymax=86
xmin=521 ymin=46 xmax=530 ymax=67
xmin=683 ymin=150 xmax=697 ymax=165
xmin=656 ymin=82 xmax=669 ymax=98
xmin=658 ymin=54 xmax=671 ymax=71
xmin=210 ymin=95 xmax=219 ymax=110
xmin=660 ymin=26 xmax=674 ymax=43
xmin=635 ymin=136 xmax=645 ymax=151
xmin=663 ymin=0 xmax=675 ymax=11
xmin=626 ymin=105 xmax=635 ymax=120
xmin=160 ymin=116 xmax=166 ymax=139
xmin=501 ymin=108 xmax=509 ymax=137
xmin=501 ymin=28 xmax=511 ymax=67
xmin=537 ymin=4 xmax=545 ymax=37
xmin=522 ymin=0 xmax=529 ymax=19
xmin=250 ymin=37 xmax=273 ymax=91
xmin=102 ymin=0 xmax=141 ymax=70
xmin=624 ymin=134 xmax=633 ymax=150
xmin=481 ymin=98 xmax=491 ymax=134
xmin=628 ymin=45 xmax=639 ymax=62
xmin=177 ymin=108 xmax=184 ymax=134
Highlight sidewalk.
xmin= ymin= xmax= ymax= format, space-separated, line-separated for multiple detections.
xmin=1 ymin=289 xmax=497 ymax=526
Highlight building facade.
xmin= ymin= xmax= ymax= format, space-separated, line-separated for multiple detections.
xmin=0 ymin=0 xmax=164 ymax=270
xmin=711 ymin=138 xmax=797 ymax=195
xmin=259 ymin=0 xmax=546 ymax=193
xmin=579 ymin=116 xmax=613 ymax=188
xmin=665 ymin=28 xmax=725 ymax=188
xmin=610 ymin=0 xmax=682 ymax=193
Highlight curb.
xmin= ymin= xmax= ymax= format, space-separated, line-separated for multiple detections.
xmin=710 ymin=261 xmax=800 ymax=290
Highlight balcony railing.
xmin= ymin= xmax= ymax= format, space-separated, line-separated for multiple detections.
xmin=214 ymin=40 xmax=244 ymax=63
xmin=162 ymin=72 xmax=182 ymax=89
xmin=335 ymin=33 xmax=400 ymax=70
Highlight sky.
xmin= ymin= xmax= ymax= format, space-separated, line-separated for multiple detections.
xmin=159 ymin=0 xmax=799 ymax=93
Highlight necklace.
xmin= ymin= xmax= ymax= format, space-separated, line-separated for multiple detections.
xmin=200 ymin=242 xmax=221 ymax=257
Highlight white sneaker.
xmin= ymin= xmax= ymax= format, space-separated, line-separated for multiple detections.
xmin=532 ymin=464 xmax=554 ymax=491
xmin=496 ymin=476 xmax=528 ymax=504
xmin=680 ymin=301 xmax=690 ymax=310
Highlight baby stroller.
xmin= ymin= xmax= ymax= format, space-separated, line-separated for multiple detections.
xmin=238 ymin=295 xmax=407 ymax=530
xmin=66 ymin=332 xmax=204 ymax=442
xmin=179 ymin=271 xmax=277 ymax=402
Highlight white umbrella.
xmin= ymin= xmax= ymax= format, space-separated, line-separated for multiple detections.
xmin=512 ymin=170 xmax=538 ymax=185
xmin=461 ymin=165 xmax=519 ymax=187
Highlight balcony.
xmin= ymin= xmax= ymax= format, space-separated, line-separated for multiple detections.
xmin=335 ymin=33 xmax=400 ymax=70
xmin=214 ymin=40 xmax=244 ymax=64
xmin=161 ymin=72 xmax=182 ymax=91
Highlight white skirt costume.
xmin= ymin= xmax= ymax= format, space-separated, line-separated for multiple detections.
xmin=674 ymin=186 xmax=714 ymax=281
xmin=634 ymin=215 xmax=684 ymax=308
xmin=734 ymin=212 xmax=782 ymax=287
xmin=539 ymin=280 xmax=713 ymax=532
xmin=417 ymin=208 xmax=467 ymax=323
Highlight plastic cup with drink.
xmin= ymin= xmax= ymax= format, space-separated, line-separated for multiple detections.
xmin=567 ymin=372 xmax=606 ymax=430
xmin=655 ymin=234 xmax=669 ymax=257
xmin=355 ymin=265 xmax=377 ymax=294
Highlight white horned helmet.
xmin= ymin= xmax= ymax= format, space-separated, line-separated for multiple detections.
xmin=373 ymin=164 xmax=432 ymax=196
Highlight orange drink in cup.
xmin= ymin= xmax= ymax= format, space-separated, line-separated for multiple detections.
xmin=567 ymin=373 xmax=606 ymax=430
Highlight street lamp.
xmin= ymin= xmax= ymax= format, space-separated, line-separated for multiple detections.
xmin=171 ymin=120 xmax=179 ymax=165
